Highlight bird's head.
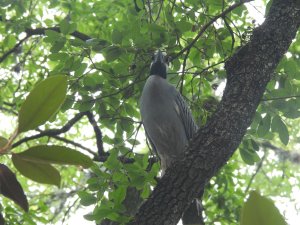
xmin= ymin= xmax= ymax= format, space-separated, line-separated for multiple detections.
xmin=149 ymin=50 xmax=170 ymax=79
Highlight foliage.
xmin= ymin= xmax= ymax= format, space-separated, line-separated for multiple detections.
xmin=241 ymin=191 xmax=287 ymax=225
xmin=0 ymin=0 xmax=299 ymax=224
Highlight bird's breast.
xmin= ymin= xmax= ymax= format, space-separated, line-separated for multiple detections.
xmin=140 ymin=75 xmax=188 ymax=163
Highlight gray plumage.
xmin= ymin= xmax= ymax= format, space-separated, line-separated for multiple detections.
xmin=140 ymin=51 xmax=198 ymax=173
xmin=140 ymin=50 xmax=203 ymax=224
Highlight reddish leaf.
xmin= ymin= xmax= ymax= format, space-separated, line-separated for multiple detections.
xmin=0 ymin=164 xmax=29 ymax=212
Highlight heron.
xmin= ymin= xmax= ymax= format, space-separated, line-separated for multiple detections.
xmin=140 ymin=50 xmax=203 ymax=225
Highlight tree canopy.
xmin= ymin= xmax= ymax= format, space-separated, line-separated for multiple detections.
xmin=0 ymin=0 xmax=300 ymax=225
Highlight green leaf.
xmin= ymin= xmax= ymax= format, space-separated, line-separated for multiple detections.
xmin=83 ymin=74 xmax=103 ymax=88
xmin=91 ymin=206 xmax=119 ymax=221
xmin=240 ymin=191 xmax=287 ymax=225
xmin=147 ymin=23 xmax=166 ymax=32
xmin=103 ymin=149 xmax=122 ymax=170
xmin=103 ymin=46 xmax=124 ymax=62
xmin=50 ymin=39 xmax=66 ymax=53
xmin=18 ymin=75 xmax=68 ymax=133
xmin=78 ymin=191 xmax=97 ymax=206
xmin=175 ymin=20 xmax=192 ymax=33
xmin=250 ymin=139 xmax=259 ymax=151
xmin=141 ymin=184 xmax=151 ymax=199
xmin=0 ymin=136 xmax=8 ymax=148
xmin=59 ymin=19 xmax=77 ymax=35
xmin=239 ymin=148 xmax=260 ymax=165
xmin=0 ymin=164 xmax=29 ymax=211
xmin=110 ymin=185 xmax=127 ymax=204
xmin=74 ymin=98 xmax=95 ymax=112
xmin=256 ymin=114 xmax=271 ymax=137
xmin=265 ymin=0 xmax=273 ymax=17
xmin=74 ymin=63 xmax=88 ymax=76
xmin=15 ymin=145 xmax=93 ymax=168
xmin=111 ymin=30 xmax=123 ymax=44
xmin=48 ymin=52 xmax=69 ymax=61
xmin=60 ymin=95 xmax=75 ymax=112
xmin=86 ymin=38 xmax=110 ymax=51
xmin=44 ymin=30 xmax=61 ymax=43
xmin=3 ymin=35 xmax=17 ymax=49
xmin=271 ymin=115 xmax=289 ymax=145
xmin=12 ymin=154 xmax=61 ymax=187
xmin=232 ymin=5 xmax=247 ymax=17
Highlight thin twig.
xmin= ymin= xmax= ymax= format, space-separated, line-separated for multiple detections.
xmin=130 ymin=123 xmax=143 ymax=152
xmin=174 ymin=0 xmax=253 ymax=58
xmin=0 ymin=36 xmax=28 ymax=63
xmin=12 ymin=112 xmax=86 ymax=148
xmin=244 ymin=152 xmax=267 ymax=194
xmin=147 ymin=0 xmax=153 ymax=23
xmin=179 ymin=49 xmax=190 ymax=93
xmin=262 ymin=94 xmax=300 ymax=101
xmin=51 ymin=135 xmax=97 ymax=157
xmin=154 ymin=0 xmax=164 ymax=22
xmin=223 ymin=16 xmax=235 ymax=55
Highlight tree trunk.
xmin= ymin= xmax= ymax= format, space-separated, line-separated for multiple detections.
xmin=129 ymin=0 xmax=300 ymax=224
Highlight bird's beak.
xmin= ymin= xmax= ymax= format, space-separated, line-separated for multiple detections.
xmin=154 ymin=50 xmax=164 ymax=64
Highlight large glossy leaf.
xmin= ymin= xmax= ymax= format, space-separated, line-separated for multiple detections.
xmin=256 ymin=114 xmax=271 ymax=137
xmin=271 ymin=115 xmax=289 ymax=145
xmin=18 ymin=75 xmax=68 ymax=133
xmin=15 ymin=145 xmax=93 ymax=168
xmin=240 ymin=191 xmax=287 ymax=225
xmin=0 ymin=164 xmax=28 ymax=211
xmin=12 ymin=154 xmax=61 ymax=187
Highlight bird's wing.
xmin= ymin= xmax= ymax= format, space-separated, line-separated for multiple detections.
xmin=144 ymin=127 xmax=160 ymax=158
xmin=172 ymin=88 xmax=198 ymax=140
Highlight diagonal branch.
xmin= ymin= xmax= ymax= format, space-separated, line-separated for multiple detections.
xmin=0 ymin=36 xmax=28 ymax=63
xmin=130 ymin=0 xmax=300 ymax=224
xmin=174 ymin=0 xmax=253 ymax=58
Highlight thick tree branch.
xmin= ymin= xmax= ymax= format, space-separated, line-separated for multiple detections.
xmin=130 ymin=1 xmax=300 ymax=224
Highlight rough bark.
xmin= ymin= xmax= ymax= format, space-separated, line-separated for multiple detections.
xmin=129 ymin=0 xmax=300 ymax=224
